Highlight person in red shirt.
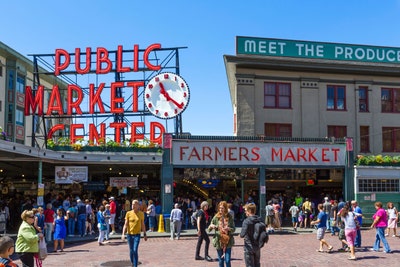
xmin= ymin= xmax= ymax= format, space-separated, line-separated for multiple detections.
xmin=109 ymin=197 xmax=117 ymax=235
xmin=43 ymin=203 xmax=55 ymax=243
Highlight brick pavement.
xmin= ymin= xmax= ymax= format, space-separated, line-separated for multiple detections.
xmin=10 ymin=227 xmax=400 ymax=267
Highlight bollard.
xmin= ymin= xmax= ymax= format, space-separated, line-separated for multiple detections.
xmin=158 ymin=214 xmax=165 ymax=233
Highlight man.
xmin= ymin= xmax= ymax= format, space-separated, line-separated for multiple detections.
xmin=195 ymin=201 xmax=212 ymax=262
xmin=76 ymin=199 xmax=87 ymax=237
xmin=265 ymin=200 xmax=274 ymax=233
xmin=288 ymin=202 xmax=299 ymax=232
xmin=121 ymin=200 xmax=147 ymax=267
xmin=109 ymin=196 xmax=117 ymax=235
xmin=240 ymin=203 xmax=262 ymax=267
xmin=170 ymin=203 xmax=183 ymax=240
xmin=351 ymin=200 xmax=362 ymax=247
xmin=323 ymin=197 xmax=332 ymax=232
xmin=311 ymin=203 xmax=333 ymax=253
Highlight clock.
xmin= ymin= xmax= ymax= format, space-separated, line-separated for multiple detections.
xmin=144 ymin=72 xmax=190 ymax=119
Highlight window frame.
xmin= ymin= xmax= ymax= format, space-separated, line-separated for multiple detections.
xmin=264 ymin=123 xmax=292 ymax=137
xmin=359 ymin=126 xmax=370 ymax=153
xmin=381 ymin=87 xmax=400 ymax=113
xmin=327 ymin=85 xmax=346 ymax=111
xmin=327 ymin=125 xmax=347 ymax=138
xmin=358 ymin=86 xmax=369 ymax=112
xmin=264 ymin=82 xmax=291 ymax=109
xmin=382 ymin=127 xmax=400 ymax=152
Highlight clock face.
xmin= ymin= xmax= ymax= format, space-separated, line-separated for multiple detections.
xmin=144 ymin=72 xmax=190 ymax=119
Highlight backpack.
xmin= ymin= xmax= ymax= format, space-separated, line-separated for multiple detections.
xmin=253 ymin=221 xmax=269 ymax=248
xmin=191 ymin=210 xmax=200 ymax=226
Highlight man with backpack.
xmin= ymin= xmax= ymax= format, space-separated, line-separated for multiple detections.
xmin=240 ymin=203 xmax=267 ymax=267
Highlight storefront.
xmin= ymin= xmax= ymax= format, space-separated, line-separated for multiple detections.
xmin=161 ymin=135 xmax=354 ymax=217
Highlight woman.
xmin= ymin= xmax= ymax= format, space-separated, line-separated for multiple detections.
xmin=121 ymin=199 xmax=148 ymax=267
xmin=15 ymin=210 xmax=44 ymax=267
xmin=195 ymin=201 xmax=212 ymax=262
xmin=34 ymin=207 xmax=45 ymax=234
xmin=53 ymin=208 xmax=67 ymax=252
xmin=208 ymin=201 xmax=235 ymax=267
xmin=370 ymin=201 xmax=392 ymax=253
xmin=43 ymin=203 xmax=55 ymax=243
xmin=146 ymin=200 xmax=156 ymax=232
xmin=97 ymin=205 xmax=107 ymax=245
xmin=385 ymin=202 xmax=398 ymax=237
xmin=338 ymin=204 xmax=358 ymax=260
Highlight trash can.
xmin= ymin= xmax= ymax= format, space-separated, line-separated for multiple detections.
xmin=164 ymin=214 xmax=171 ymax=233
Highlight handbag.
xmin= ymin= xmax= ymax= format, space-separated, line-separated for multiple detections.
xmin=38 ymin=238 xmax=48 ymax=260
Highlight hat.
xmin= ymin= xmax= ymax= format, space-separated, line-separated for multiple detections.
xmin=109 ymin=196 xmax=115 ymax=200
xmin=77 ymin=199 xmax=81 ymax=203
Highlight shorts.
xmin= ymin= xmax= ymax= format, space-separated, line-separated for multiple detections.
xmin=316 ymin=227 xmax=326 ymax=240
xmin=345 ymin=229 xmax=357 ymax=247
xmin=109 ymin=213 xmax=116 ymax=225
xmin=292 ymin=217 xmax=298 ymax=223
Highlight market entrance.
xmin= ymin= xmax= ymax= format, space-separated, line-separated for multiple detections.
xmin=161 ymin=135 xmax=354 ymax=218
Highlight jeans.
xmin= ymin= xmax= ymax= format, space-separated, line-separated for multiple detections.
xmin=77 ymin=214 xmax=86 ymax=236
xmin=68 ymin=218 xmax=75 ymax=236
xmin=217 ymin=248 xmax=232 ymax=267
xmin=373 ymin=227 xmax=391 ymax=252
xmin=244 ymin=248 xmax=260 ymax=267
xmin=44 ymin=222 xmax=53 ymax=243
xmin=355 ymin=228 xmax=362 ymax=247
xmin=127 ymin=234 xmax=141 ymax=267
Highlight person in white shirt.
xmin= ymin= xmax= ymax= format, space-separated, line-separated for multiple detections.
xmin=170 ymin=203 xmax=183 ymax=240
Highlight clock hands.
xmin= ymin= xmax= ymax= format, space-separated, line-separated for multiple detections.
xmin=159 ymin=82 xmax=184 ymax=109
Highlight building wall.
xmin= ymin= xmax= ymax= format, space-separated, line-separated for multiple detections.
xmin=227 ymin=56 xmax=400 ymax=155
xmin=0 ymin=41 xmax=68 ymax=148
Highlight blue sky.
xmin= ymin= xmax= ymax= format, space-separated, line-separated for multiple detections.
xmin=2 ymin=1 xmax=400 ymax=136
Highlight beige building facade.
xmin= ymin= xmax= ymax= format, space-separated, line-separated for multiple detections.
xmin=225 ymin=36 xmax=400 ymax=155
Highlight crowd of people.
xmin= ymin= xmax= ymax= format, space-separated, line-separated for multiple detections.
xmin=1 ymin=190 xmax=400 ymax=266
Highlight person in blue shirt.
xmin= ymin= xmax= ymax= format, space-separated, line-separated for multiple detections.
xmin=311 ymin=203 xmax=333 ymax=253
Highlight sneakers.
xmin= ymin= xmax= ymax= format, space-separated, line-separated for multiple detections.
xmin=109 ymin=231 xmax=116 ymax=235
xmin=195 ymin=256 xmax=204 ymax=261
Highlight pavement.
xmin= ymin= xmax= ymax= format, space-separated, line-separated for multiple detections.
xmin=7 ymin=226 xmax=400 ymax=267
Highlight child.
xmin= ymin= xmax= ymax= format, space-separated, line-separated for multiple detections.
xmin=0 ymin=236 xmax=18 ymax=267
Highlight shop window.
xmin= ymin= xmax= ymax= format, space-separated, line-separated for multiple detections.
xmin=381 ymin=88 xmax=400 ymax=113
xmin=327 ymin=85 xmax=346 ymax=110
xmin=265 ymin=123 xmax=292 ymax=137
xmin=264 ymin=82 xmax=291 ymax=109
xmin=327 ymin=125 xmax=347 ymax=138
xmin=358 ymin=87 xmax=369 ymax=112
xmin=382 ymin=127 xmax=400 ymax=152
xmin=360 ymin=126 xmax=370 ymax=153
xmin=358 ymin=178 xmax=399 ymax=192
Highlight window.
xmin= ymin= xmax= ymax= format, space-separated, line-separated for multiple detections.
xmin=358 ymin=179 xmax=399 ymax=192
xmin=16 ymin=109 xmax=24 ymax=125
xmin=360 ymin=126 xmax=370 ymax=153
xmin=8 ymin=70 xmax=14 ymax=90
xmin=264 ymin=82 xmax=291 ymax=108
xmin=265 ymin=123 xmax=292 ymax=137
xmin=327 ymin=85 xmax=346 ymax=110
xmin=382 ymin=127 xmax=400 ymax=152
xmin=16 ymin=76 xmax=25 ymax=94
xmin=358 ymin=87 xmax=369 ymax=112
xmin=327 ymin=125 xmax=347 ymax=138
xmin=381 ymin=88 xmax=400 ymax=113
